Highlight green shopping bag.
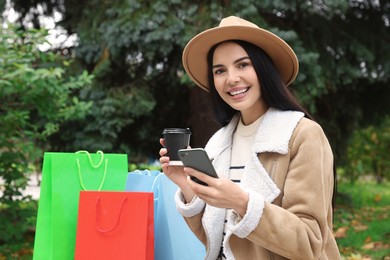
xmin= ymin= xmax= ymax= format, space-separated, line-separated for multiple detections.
xmin=33 ymin=151 xmax=128 ymax=260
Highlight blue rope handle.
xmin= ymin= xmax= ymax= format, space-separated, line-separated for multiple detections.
xmin=151 ymin=172 xmax=163 ymax=192
xmin=75 ymin=150 xmax=107 ymax=191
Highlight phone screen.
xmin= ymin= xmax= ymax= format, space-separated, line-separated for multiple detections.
xmin=178 ymin=148 xmax=218 ymax=186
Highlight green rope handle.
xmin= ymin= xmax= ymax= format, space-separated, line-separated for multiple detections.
xmin=76 ymin=150 xmax=104 ymax=168
xmin=76 ymin=150 xmax=108 ymax=191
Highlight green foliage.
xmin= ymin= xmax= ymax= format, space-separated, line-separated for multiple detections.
xmin=337 ymin=181 xmax=390 ymax=208
xmin=0 ymin=200 xmax=37 ymax=258
xmin=334 ymin=181 xmax=390 ymax=259
xmin=345 ymin=117 xmax=390 ymax=183
xmin=5 ymin=0 xmax=390 ymax=205
xmin=7 ymin=0 xmax=390 ymax=163
xmin=47 ymin=0 xmax=199 ymax=157
xmin=128 ymin=162 xmax=161 ymax=172
xmin=0 ymin=23 xmax=93 ymax=252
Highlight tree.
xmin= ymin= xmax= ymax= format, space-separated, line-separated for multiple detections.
xmin=0 ymin=23 xmax=93 ymax=255
xmin=3 ymin=0 xmax=390 ymax=165
xmin=346 ymin=116 xmax=390 ymax=183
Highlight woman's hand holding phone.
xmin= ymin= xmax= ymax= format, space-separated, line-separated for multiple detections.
xmin=184 ymin=166 xmax=249 ymax=217
xmin=178 ymin=148 xmax=218 ymax=186
xmin=178 ymin=148 xmax=248 ymax=215
xmin=160 ymin=145 xmax=248 ymax=215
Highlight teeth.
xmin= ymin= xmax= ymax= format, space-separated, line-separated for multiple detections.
xmin=229 ymin=88 xmax=248 ymax=96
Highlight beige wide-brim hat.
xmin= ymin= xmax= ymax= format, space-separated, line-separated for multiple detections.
xmin=182 ymin=16 xmax=299 ymax=92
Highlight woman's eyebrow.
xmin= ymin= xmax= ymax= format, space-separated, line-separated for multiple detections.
xmin=212 ymin=56 xmax=250 ymax=69
xmin=234 ymin=56 xmax=250 ymax=64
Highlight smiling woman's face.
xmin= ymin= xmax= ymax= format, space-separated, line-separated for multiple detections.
xmin=212 ymin=41 xmax=267 ymax=125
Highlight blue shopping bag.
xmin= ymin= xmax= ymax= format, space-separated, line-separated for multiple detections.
xmin=125 ymin=170 xmax=205 ymax=260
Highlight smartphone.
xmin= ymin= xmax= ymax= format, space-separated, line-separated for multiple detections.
xmin=178 ymin=148 xmax=218 ymax=186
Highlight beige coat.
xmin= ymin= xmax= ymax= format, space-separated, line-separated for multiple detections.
xmin=175 ymin=108 xmax=340 ymax=260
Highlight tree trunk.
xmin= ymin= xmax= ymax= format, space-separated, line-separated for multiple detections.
xmin=188 ymin=88 xmax=220 ymax=148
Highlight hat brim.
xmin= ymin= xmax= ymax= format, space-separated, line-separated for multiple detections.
xmin=182 ymin=25 xmax=299 ymax=92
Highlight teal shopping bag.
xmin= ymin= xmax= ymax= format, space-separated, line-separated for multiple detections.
xmin=125 ymin=170 xmax=205 ymax=260
xmin=33 ymin=151 xmax=128 ymax=260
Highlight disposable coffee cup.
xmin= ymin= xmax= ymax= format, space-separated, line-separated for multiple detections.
xmin=162 ymin=128 xmax=191 ymax=166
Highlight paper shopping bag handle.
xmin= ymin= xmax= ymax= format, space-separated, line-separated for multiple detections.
xmin=76 ymin=150 xmax=108 ymax=191
xmin=95 ymin=197 xmax=128 ymax=233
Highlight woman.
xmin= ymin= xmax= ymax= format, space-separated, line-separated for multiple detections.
xmin=159 ymin=16 xmax=340 ymax=260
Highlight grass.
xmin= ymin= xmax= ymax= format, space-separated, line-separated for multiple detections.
xmin=334 ymin=181 xmax=390 ymax=260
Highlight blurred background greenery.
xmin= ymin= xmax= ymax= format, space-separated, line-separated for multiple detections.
xmin=0 ymin=0 xmax=389 ymax=258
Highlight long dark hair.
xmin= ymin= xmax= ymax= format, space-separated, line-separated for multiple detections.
xmin=207 ymin=40 xmax=313 ymax=126
xmin=206 ymin=40 xmax=337 ymax=210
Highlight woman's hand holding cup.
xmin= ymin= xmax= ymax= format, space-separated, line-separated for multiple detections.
xmin=159 ymin=128 xmax=191 ymax=187
xmin=159 ymin=129 xmax=196 ymax=202
xmin=159 ymin=137 xmax=189 ymax=187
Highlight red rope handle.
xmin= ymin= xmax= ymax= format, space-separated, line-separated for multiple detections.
xmin=95 ymin=196 xmax=128 ymax=233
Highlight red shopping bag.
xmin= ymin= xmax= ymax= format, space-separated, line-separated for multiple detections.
xmin=74 ymin=191 xmax=154 ymax=260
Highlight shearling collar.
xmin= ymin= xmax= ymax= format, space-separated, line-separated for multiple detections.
xmin=205 ymin=108 xmax=304 ymax=159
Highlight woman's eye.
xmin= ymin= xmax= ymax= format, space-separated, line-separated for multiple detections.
xmin=238 ymin=62 xmax=249 ymax=69
xmin=214 ymin=69 xmax=225 ymax=75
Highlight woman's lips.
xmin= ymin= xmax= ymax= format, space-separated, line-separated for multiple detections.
xmin=228 ymin=87 xmax=249 ymax=96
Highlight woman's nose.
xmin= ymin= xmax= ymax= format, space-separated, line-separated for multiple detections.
xmin=226 ymin=71 xmax=240 ymax=85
